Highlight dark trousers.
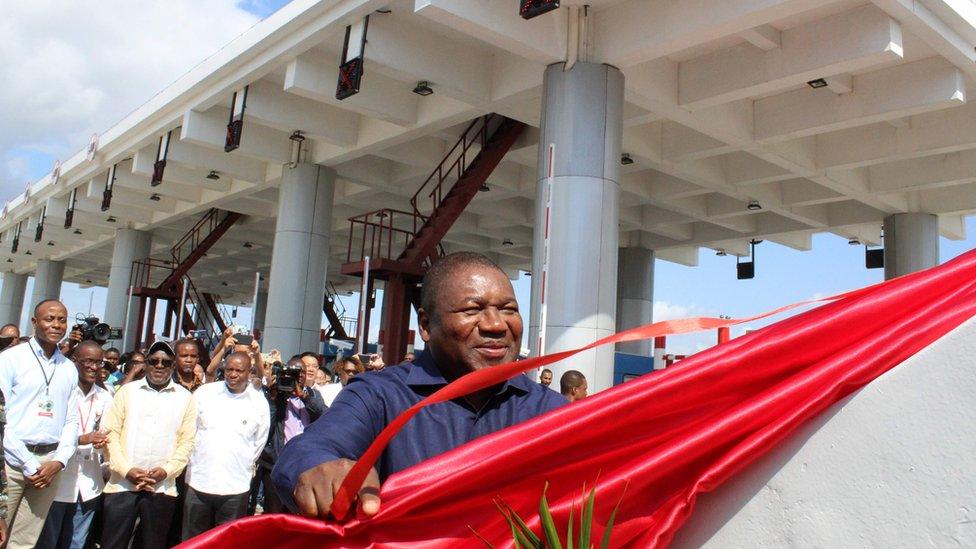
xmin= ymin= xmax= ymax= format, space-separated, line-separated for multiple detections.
xmin=181 ymin=487 xmax=248 ymax=540
xmin=101 ymin=491 xmax=176 ymax=549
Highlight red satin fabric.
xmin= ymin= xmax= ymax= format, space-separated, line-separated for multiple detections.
xmin=181 ymin=249 xmax=976 ymax=548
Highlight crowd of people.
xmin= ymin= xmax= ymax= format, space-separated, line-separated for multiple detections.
xmin=0 ymin=252 xmax=588 ymax=548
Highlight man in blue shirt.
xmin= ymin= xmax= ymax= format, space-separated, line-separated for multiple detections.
xmin=272 ymin=252 xmax=566 ymax=518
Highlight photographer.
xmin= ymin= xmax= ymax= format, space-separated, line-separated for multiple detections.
xmin=205 ymin=327 xmax=265 ymax=383
xmin=250 ymin=356 xmax=325 ymax=514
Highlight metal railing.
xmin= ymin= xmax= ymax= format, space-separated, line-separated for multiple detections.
xmin=410 ymin=114 xmax=495 ymax=219
xmin=171 ymin=208 xmax=222 ymax=265
xmin=345 ymin=208 xmax=427 ymax=264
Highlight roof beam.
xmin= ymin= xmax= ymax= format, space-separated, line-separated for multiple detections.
xmin=365 ymin=14 xmax=491 ymax=106
xmin=679 ymin=5 xmax=903 ymax=109
xmin=284 ymin=53 xmax=419 ymax=126
xmin=815 ymin=101 xmax=976 ymax=170
xmin=180 ymin=108 xmax=291 ymax=164
xmin=245 ymin=80 xmax=360 ymax=146
xmin=413 ymin=0 xmax=564 ymax=62
xmin=868 ymin=150 xmax=976 ymax=193
xmin=594 ymin=0 xmax=827 ymax=67
xmin=755 ymin=57 xmax=965 ymax=142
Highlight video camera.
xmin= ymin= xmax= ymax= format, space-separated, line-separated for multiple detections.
xmin=271 ymin=360 xmax=302 ymax=393
xmin=72 ymin=315 xmax=117 ymax=344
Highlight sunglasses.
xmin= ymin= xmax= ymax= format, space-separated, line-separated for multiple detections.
xmin=147 ymin=357 xmax=174 ymax=367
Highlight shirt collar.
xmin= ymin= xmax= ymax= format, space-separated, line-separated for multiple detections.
xmin=405 ymin=349 xmax=531 ymax=396
xmin=29 ymin=337 xmax=63 ymax=363
xmin=138 ymin=377 xmax=175 ymax=392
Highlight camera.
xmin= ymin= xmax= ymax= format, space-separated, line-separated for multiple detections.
xmin=230 ymin=324 xmax=253 ymax=345
xmin=72 ymin=315 xmax=117 ymax=344
xmin=271 ymin=361 xmax=302 ymax=393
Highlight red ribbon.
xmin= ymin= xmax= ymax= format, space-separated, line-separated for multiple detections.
xmin=329 ymin=282 xmax=876 ymax=517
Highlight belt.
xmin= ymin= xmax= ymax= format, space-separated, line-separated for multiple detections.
xmin=25 ymin=442 xmax=58 ymax=455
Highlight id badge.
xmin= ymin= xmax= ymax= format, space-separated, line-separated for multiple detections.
xmin=37 ymin=397 xmax=54 ymax=418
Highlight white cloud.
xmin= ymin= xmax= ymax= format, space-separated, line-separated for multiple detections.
xmin=0 ymin=0 xmax=262 ymax=199
xmin=653 ymin=300 xmax=700 ymax=321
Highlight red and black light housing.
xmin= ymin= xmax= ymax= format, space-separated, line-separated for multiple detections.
xmin=520 ymin=0 xmax=560 ymax=20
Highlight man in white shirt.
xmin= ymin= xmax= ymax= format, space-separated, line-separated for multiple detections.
xmin=182 ymin=352 xmax=269 ymax=540
xmin=0 ymin=299 xmax=79 ymax=549
xmin=37 ymin=341 xmax=110 ymax=548
xmin=101 ymin=341 xmax=196 ymax=549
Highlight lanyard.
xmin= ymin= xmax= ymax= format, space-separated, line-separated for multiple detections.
xmin=29 ymin=339 xmax=56 ymax=397
xmin=78 ymin=393 xmax=98 ymax=432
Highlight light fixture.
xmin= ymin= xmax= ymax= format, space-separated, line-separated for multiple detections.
xmin=502 ymin=238 xmax=514 ymax=247
xmin=479 ymin=183 xmax=490 ymax=192
xmin=24 ymin=250 xmax=31 ymax=256
xmin=412 ymin=81 xmax=434 ymax=96
xmin=206 ymin=170 xmax=220 ymax=180
xmin=289 ymin=131 xmax=305 ymax=143
xmin=716 ymin=249 xmax=727 ymax=256
xmin=106 ymin=216 xmax=117 ymax=223
xmin=47 ymin=241 xmax=54 ymax=246
xmin=85 ymin=279 xmax=92 ymax=284
xmin=5 ymin=259 xmax=11 ymax=263
xmin=242 ymin=241 xmax=253 ymax=249
xmin=747 ymin=200 xmax=762 ymax=211
xmin=221 ymin=281 xmax=228 ymax=286
xmin=848 ymin=237 xmax=861 ymax=246
xmin=73 ymin=229 xmax=83 ymax=235
xmin=375 ymin=211 xmax=389 ymax=219
xmin=750 ymin=238 xmax=764 ymax=245
xmin=807 ymin=78 xmax=828 ymax=89
xmin=149 ymin=193 xmax=161 ymax=201
xmin=375 ymin=8 xmax=391 ymax=13
xmin=620 ymin=153 xmax=634 ymax=165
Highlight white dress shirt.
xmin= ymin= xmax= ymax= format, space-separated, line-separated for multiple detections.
xmin=102 ymin=378 xmax=196 ymax=497
xmin=186 ymin=382 xmax=270 ymax=496
xmin=0 ymin=338 xmax=79 ymax=475
xmin=54 ymin=384 xmax=111 ymax=503
xmin=317 ymin=382 xmax=343 ymax=407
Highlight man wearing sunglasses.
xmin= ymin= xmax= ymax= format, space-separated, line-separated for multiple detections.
xmin=100 ymin=341 xmax=197 ymax=549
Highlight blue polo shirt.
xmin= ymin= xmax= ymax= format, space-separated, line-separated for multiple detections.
xmin=272 ymin=350 xmax=566 ymax=510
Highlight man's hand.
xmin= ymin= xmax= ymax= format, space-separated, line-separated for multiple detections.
xmin=0 ymin=517 xmax=7 ymax=545
xmin=269 ymin=349 xmax=282 ymax=363
xmin=79 ymin=431 xmax=108 ymax=448
xmin=249 ymin=339 xmax=260 ymax=354
xmin=293 ymin=459 xmax=381 ymax=519
xmin=27 ymin=461 xmax=63 ymax=489
xmin=125 ymin=467 xmax=148 ymax=485
xmin=146 ymin=467 xmax=167 ymax=484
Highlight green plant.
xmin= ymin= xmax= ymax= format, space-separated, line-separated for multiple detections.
xmin=473 ymin=482 xmax=625 ymax=549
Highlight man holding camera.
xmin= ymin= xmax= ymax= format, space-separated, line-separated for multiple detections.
xmin=251 ymin=357 xmax=325 ymax=514
xmin=0 ymin=300 xmax=79 ymax=549
xmin=100 ymin=341 xmax=196 ymax=549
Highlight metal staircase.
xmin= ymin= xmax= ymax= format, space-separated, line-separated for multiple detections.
xmin=323 ymin=282 xmax=354 ymax=340
xmin=128 ymin=208 xmax=241 ymax=349
xmin=341 ymin=114 xmax=525 ymax=364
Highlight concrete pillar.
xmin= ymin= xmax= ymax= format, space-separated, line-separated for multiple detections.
xmin=263 ymin=163 xmax=335 ymax=356
xmin=0 ymin=272 xmax=27 ymax=327
xmin=615 ymin=247 xmax=654 ymax=356
xmin=530 ymin=62 xmax=623 ymax=393
xmin=30 ymin=260 xmax=65 ymax=314
xmin=104 ymin=229 xmax=152 ymax=347
xmin=252 ymin=290 xmax=268 ymax=335
xmin=883 ymin=213 xmax=939 ymax=280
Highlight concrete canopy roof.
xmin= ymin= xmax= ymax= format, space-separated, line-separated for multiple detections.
xmin=4 ymin=0 xmax=976 ymax=304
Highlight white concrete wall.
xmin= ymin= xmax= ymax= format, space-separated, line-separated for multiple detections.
xmin=672 ymin=316 xmax=976 ymax=548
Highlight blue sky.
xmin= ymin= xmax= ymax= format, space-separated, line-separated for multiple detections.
xmin=5 ymin=0 xmax=975 ymax=356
